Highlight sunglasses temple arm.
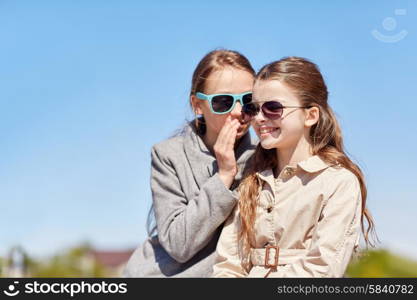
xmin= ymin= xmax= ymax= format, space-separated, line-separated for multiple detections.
xmin=195 ymin=92 xmax=209 ymax=101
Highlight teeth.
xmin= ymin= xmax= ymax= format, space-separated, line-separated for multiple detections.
xmin=260 ymin=127 xmax=279 ymax=134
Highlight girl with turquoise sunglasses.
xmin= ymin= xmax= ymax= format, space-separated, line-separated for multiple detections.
xmin=124 ymin=49 xmax=256 ymax=277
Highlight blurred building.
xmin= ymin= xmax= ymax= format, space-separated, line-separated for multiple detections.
xmin=88 ymin=249 xmax=134 ymax=277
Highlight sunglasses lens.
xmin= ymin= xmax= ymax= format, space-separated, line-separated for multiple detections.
xmin=211 ymin=95 xmax=234 ymax=113
xmin=242 ymin=93 xmax=252 ymax=104
xmin=262 ymin=101 xmax=283 ymax=119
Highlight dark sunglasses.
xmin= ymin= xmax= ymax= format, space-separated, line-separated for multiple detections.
xmin=196 ymin=92 xmax=252 ymax=114
xmin=242 ymin=100 xmax=312 ymax=120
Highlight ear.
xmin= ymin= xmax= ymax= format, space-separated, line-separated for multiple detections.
xmin=190 ymin=95 xmax=203 ymax=115
xmin=304 ymin=106 xmax=320 ymax=128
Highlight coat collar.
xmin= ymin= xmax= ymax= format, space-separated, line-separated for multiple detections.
xmin=297 ymin=155 xmax=331 ymax=173
xmin=183 ymin=121 xmax=256 ymax=189
xmin=256 ymin=155 xmax=330 ymax=186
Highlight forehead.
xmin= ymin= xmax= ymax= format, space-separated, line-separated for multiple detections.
xmin=253 ymin=79 xmax=299 ymax=105
xmin=204 ymin=67 xmax=254 ymax=94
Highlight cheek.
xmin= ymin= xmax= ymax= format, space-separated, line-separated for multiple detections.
xmin=204 ymin=112 xmax=227 ymax=131
xmin=280 ymin=117 xmax=305 ymax=138
xmin=199 ymin=101 xmax=211 ymax=114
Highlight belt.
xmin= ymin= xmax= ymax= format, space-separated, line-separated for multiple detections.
xmin=250 ymin=246 xmax=307 ymax=277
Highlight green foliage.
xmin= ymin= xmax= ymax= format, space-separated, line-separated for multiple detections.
xmin=28 ymin=243 xmax=107 ymax=277
xmin=346 ymin=249 xmax=417 ymax=277
xmin=4 ymin=244 xmax=415 ymax=278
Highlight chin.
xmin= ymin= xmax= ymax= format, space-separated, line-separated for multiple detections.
xmin=260 ymin=138 xmax=280 ymax=150
xmin=260 ymin=141 xmax=276 ymax=150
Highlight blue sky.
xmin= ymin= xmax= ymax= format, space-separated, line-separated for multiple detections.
xmin=1 ymin=0 xmax=416 ymax=260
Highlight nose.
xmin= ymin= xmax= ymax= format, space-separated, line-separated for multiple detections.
xmin=230 ymin=101 xmax=243 ymax=119
xmin=253 ymin=108 xmax=266 ymax=124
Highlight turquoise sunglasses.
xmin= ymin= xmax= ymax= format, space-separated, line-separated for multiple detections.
xmin=196 ymin=92 xmax=252 ymax=114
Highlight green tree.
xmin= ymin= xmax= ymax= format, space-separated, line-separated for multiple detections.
xmin=29 ymin=243 xmax=107 ymax=277
xmin=346 ymin=249 xmax=417 ymax=277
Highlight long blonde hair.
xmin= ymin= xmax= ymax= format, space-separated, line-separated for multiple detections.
xmin=238 ymin=57 xmax=378 ymax=254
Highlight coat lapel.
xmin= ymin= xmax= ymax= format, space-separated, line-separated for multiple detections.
xmin=183 ymin=124 xmax=216 ymax=189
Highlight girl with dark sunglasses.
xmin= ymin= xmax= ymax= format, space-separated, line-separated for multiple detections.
xmin=213 ymin=57 xmax=378 ymax=277
xmin=124 ymin=49 xmax=257 ymax=277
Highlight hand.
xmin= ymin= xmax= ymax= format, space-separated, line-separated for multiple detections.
xmin=213 ymin=116 xmax=240 ymax=189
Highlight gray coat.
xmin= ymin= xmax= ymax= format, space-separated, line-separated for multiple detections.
xmin=123 ymin=122 xmax=256 ymax=277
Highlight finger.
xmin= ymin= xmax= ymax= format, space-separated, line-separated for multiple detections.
xmin=216 ymin=117 xmax=236 ymax=147
xmin=222 ymin=119 xmax=239 ymax=140
xmin=215 ymin=118 xmax=240 ymax=153
xmin=223 ymin=121 xmax=239 ymax=150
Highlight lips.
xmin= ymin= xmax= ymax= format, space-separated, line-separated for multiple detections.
xmin=259 ymin=126 xmax=280 ymax=135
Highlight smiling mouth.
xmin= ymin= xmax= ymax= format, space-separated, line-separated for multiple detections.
xmin=259 ymin=127 xmax=280 ymax=135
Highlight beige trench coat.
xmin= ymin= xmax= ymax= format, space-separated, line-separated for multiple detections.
xmin=212 ymin=155 xmax=362 ymax=277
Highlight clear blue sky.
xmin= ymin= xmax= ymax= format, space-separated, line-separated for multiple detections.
xmin=1 ymin=0 xmax=416 ymax=259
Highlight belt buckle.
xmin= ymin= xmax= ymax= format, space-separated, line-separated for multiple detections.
xmin=265 ymin=245 xmax=279 ymax=268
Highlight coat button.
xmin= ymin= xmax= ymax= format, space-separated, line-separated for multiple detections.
xmin=267 ymin=207 xmax=273 ymax=213
xmin=285 ymin=168 xmax=293 ymax=176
